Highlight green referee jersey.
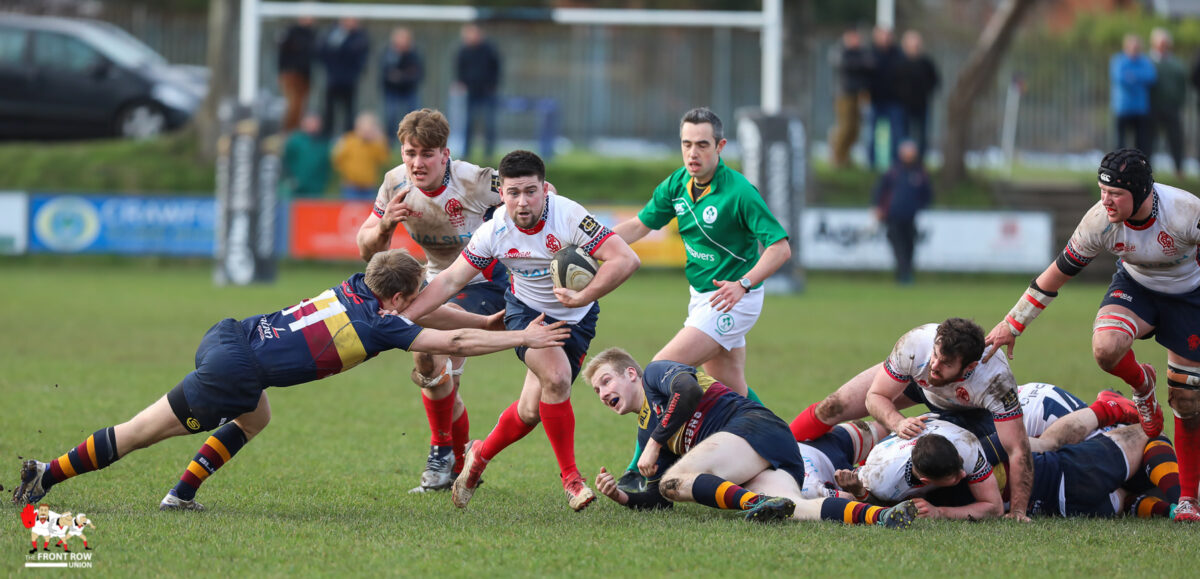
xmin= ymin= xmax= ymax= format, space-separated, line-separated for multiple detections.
xmin=637 ymin=159 xmax=789 ymax=293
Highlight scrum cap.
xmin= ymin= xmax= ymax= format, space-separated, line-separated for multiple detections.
xmin=1098 ymin=148 xmax=1153 ymax=212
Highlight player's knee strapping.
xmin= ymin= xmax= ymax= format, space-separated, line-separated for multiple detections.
xmin=836 ymin=420 xmax=881 ymax=465
xmin=1143 ymin=436 xmax=1181 ymax=503
xmin=44 ymin=427 xmax=118 ymax=490
xmin=413 ymin=358 xmax=455 ymax=390
xmin=691 ymin=474 xmax=759 ymax=510
xmin=1168 ymin=364 xmax=1200 ymax=420
xmin=173 ymin=422 xmax=248 ymax=501
xmin=1093 ymin=312 xmax=1138 ymax=342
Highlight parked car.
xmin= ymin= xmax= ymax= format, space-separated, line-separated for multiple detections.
xmin=0 ymin=14 xmax=209 ymax=140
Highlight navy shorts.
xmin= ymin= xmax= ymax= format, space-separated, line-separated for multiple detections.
xmin=1031 ymin=435 xmax=1127 ymax=517
xmin=1102 ymin=263 xmax=1200 ymax=357
xmin=723 ymin=407 xmax=808 ymax=488
xmin=168 ymin=318 xmax=264 ymax=433
xmin=448 ymin=277 xmax=507 ymax=316
xmin=806 ymin=426 xmax=856 ymax=470
xmin=902 ymin=382 xmax=995 ymax=440
xmin=504 ymin=290 xmax=599 ymax=382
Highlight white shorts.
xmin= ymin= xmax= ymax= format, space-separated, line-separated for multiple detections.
xmin=68 ymin=527 xmax=85 ymax=537
xmin=683 ymin=285 xmax=764 ymax=350
xmin=50 ymin=525 xmax=68 ymax=539
xmin=32 ymin=526 xmax=50 ymax=537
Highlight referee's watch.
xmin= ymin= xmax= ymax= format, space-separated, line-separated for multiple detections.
xmin=738 ymin=277 xmax=753 ymax=292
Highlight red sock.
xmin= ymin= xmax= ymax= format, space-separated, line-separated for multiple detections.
xmin=422 ymin=386 xmax=456 ymax=447
xmin=540 ymin=399 xmax=579 ymax=478
xmin=1088 ymin=399 xmax=1123 ymax=427
xmin=83 ymin=541 xmax=88 ymax=548
xmin=452 ymin=409 xmax=470 ymax=471
xmin=1107 ymin=350 xmax=1147 ymax=392
xmin=790 ymin=404 xmax=834 ymax=442
xmin=479 ymin=401 xmax=537 ymax=462
xmin=32 ymin=541 xmax=36 ymax=549
xmin=1176 ymin=416 xmax=1200 ymax=500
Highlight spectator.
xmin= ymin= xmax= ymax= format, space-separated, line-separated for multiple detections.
xmin=872 ymin=141 xmax=931 ymax=285
xmin=381 ymin=27 xmax=425 ymax=138
xmin=829 ymin=28 xmax=872 ymax=168
xmin=282 ymin=113 xmax=333 ymax=198
xmin=320 ymin=18 xmax=370 ymax=137
xmin=276 ymin=16 xmax=317 ymax=132
xmin=1111 ymin=34 xmax=1157 ymax=152
xmin=893 ymin=30 xmax=939 ymax=162
xmin=1149 ymin=28 xmax=1186 ymax=177
xmin=866 ymin=27 xmax=905 ymax=171
xmin=332 ymin=113 xmax=389 ymax=201
xmin=455 ymin=24 xmax=502 ymax=160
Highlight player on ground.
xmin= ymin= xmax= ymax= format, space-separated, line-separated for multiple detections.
xmin=983 ymin=147 xmax=1200 ymax=520
xmin=356 ymin=108 xmax=526 ymax=493
xmin=610 ymin=107 xmax=791 ymax=488
xmin=583 ymin=349 xmax=917 ymax=527
xmin=796 ymin=421 xmax=888 ymax=500
xmin=788 ymin=318 xmax=1035 ymax=520
xmin=11 ymin=250 xmax=570 ymax=510
xmin=400 ymin=150 xmax=641 ymax=511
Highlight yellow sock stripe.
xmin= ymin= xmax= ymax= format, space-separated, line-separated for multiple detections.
xmin=206 ymin=436 xmax=232 ymax=463
xmin=1149 ymin=462 xmax=1178 ymax=485
xmin=1147 ymin=440 xmax=1171 ymax=450
xmin=56 ymin=455 xmax=76 ymax=478
xmin=186 ymin=461 xmax=210 ymax=481
xmin=85 ymin=436 xmax=97 ymax=469
xmin=714 ymin=481 xmax=734 ymax=510
xmin=842 ymin=502 xmax=858 ymax=524
xmin=738 ymin=491 xmax=759 ymax=510
xmin=1137 ymin=496 xmax=1162 ymax=518
xmin=864 ymin=506 xmax=882 ymax=525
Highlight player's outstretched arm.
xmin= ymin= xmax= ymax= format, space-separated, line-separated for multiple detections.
xmin=408 ymin=314 xmax=569 ymax=357
xmin=596 ymin=466 xmax=673 ymax=511
xmin=612 ymin=216 xmax=652 ymax=245
xmin=864 ymin=369 xmax=915 ymax=437
xmin=917 ymin=476 xmax=1004 ymax=520
xmin=356 ymin=184 xmax=412 ymax=262
xmin=983 ymin=262 xmax=1073 ymax=362
xmin=402 ymin=256 xmax=479 ymax=322
xmin=554 ymin=235 xmax=640 ymax=308
xmin=995 ymin=417 xmax=1034 ymax=521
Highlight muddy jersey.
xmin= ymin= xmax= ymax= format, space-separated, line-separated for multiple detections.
xmin=1064 ymin=184 xmax=1200 ymax=294
xmin=858 ymin=418 xmax=994 ymax=502
xmin=798 ymin=442 xmax=841 ymax=499
xmin=885 ymin=323 xmax=1023 ymax=423
xmin=462 ymin=194 xmax=614 ymax=323
xmin=373 ymin=159 xmax=501 ymax=281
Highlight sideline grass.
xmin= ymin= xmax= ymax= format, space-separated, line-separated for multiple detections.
xmin=0 ymin=260 xmax=1193 ymax=576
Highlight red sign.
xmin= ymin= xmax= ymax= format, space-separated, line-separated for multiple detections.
xmin=290 ymin=200 xmax=426 ymax=261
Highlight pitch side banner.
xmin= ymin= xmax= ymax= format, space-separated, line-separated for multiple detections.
xmin=801 ymin=208 xmax=1052 ymax=273
xmin=214 ymin=100 xmax=283 ymax=285
xmin=0 ymin=191 xmax=28 ymax=255
xmin=27 ymin=195 xmax=215 ymax=255
xmin=737 ymin=111 xmax=806 ymax=291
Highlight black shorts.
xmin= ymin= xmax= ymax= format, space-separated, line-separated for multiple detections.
xmin=1031 ymin=435 xmax=1127 ymax=517
xmin=504 ymin=290 xmax=599 ymax=382
xmin=722 ymin=407 xmax=807 ymax=488
xmin=448 ymin=278 xmax=507 ymax=316
xmin=168 ymin=318 xmax=264 ymax=433
xmin=1101 ymin=263 xmax=1200 ymax=357
xmin=805 ymin=426 xmax=856 ymax=470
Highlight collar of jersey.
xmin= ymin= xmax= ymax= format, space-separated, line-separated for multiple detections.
xmin=1124 ymin=191 xmax=1159 ymax=231
xmin=416 ymin=158 xmax=454 ymax=197
xmin=514 ymin=198 xmax=550 ymax=235
xmin=685 ymin=159 xmax=726 ymax=203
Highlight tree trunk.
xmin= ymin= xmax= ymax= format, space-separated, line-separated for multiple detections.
xmin=195 ymin=0 xmax=233 ymax=162
xmin=941 ymin=0 xmax=1037 ymax=189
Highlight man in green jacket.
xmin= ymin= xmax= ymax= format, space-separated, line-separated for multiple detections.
xmin=282 ymin=113 xmax=333 ymax=198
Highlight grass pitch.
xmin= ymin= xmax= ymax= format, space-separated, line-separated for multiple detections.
xmin=0 ymin=260 xmax=1192 ymax=576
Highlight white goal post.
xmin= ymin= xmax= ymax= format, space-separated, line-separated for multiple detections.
xmin=238 ymin=0 xmax=783 ymax=113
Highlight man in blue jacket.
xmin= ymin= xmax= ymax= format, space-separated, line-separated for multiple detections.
xmin=1111 ymin=34 xmax=1157 ymax=152
xmin=872 ymin=140 xmax=931 ymax=284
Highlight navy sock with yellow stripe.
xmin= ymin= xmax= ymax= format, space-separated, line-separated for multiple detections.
xmin=43 ymin=427 xmax=118 ymax=490
xmin=819 ymin=497 xmax=886 ymax=525
xmin=691 ymin=473 xmax=761 ymax=510
xmin=172 ymin=423 xmax=248 ymax=501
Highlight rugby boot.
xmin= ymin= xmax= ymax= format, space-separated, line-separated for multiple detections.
xmin=409 ymin=445 xmax=456 ymax=493
xmin=616 ymin=469 xmax=646 ymax=494
xmin=451 ymin=440 xmax=487 ymax=509
xmin=878 ymin=499 xmax=919 ymax=529
xmin=743 ymin=496 xmax=796 ymax=523
xmin=1132 ymin=364 xmax=1164 ymax=438
xmin=562 ymin=473 xmax=596 ymax=512
xmin=1173 ymin=497 xmax=1200 ymax=522
xmin=1095 ymin=389 xmax=1139 ymax=425
xmin=159 ymin=489 xmax=206 ymax=511
xmin=12 ymin=460 xmax=49 ymax=505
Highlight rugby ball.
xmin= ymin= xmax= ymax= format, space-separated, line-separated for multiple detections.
xmin=551 ymin=244 xmax=599 ymax=291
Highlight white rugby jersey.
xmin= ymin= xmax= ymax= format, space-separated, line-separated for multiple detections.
xmin=797 ymin=442 xmax=841 ymax=500
xmin=462 ymin=194 xmax=614 ymax=323
xmin=1017 ymin=382 xmax=1093 ymax=439
xmin=68 ymin=520 xmax=87 ymax=536
xmin=1065 ymin=184 xmax=1200 ymax=294
xmin=373 ymin=159 xmax=501 ymax=281
xmin=884 ymin=324 xmax=1023 ymax=422
xmin=32 ymin=514 xmax=53 ymax=536
xmin=858 ymin=418 xmax=993 ymax=502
